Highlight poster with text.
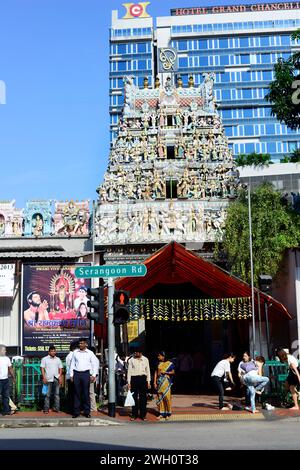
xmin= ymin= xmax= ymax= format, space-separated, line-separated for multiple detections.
xmin=22 ymin=263 xmax=91 ymax=356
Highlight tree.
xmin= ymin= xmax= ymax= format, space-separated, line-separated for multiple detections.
xmin=222 ymin=183 xmax=300 ymax=286
xmin=265 ymin=29 xmax=300 ymax=130
xmin=235 ymin=152 xmax=272 ymax=167
xmin=280 ymin=148 xmax=300 ymax=163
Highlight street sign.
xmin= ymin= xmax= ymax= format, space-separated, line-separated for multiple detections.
xmin=75 ymin=264 xmax=147 ymax=279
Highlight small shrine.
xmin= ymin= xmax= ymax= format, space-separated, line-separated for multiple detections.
xmin=95 ymin=73 xmax=239 ymax=260
xmin=24 ymin=200 xmax=53 ymax=237
xmin=53 ymin=200 xmax=90 ymax=236
xmin=0 ymin=200 xmax=23 ymax=237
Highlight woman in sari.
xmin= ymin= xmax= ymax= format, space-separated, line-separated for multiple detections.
xmin=154 ymin=352 xmax=175 ymax=420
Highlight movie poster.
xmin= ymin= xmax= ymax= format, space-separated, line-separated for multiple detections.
xmin=22 ymin=263 xmax=91 ymax=356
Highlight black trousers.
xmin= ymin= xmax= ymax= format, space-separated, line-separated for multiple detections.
xmin=67 ymin=379 xmax=75 ymax=414
xmin=131 ymin=375 xmax=147 ymax=419
xmin=73 ymin=370 xmax=90 ymax=415
xmin=211 ymin=376 xmax=224 ymax=409
xmin=0 ymin=379 xmax=10 ymax=414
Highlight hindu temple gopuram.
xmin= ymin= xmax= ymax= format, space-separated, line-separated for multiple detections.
xmin=95 ymin=73 xmax=239 ymax=262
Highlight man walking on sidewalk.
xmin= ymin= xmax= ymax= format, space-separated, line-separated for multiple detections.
xmin=127 ymin=347 xmax=151 ymax=421
xmin=70 ymin=338 xmax=98 ymax=418
xmin=0 ymin=344 xmax=15 ymax=416
xmin=41 ymin=345 xmax=63 ymax=413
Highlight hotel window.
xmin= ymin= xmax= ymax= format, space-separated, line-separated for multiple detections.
xmin=244 ymin=108 xmax=253 ymax=118
xmin=240 ymin=37 xmax=249 ymax=48
xmin=117 ymin=61 xmax=127 ymax=71
xmin=179 ymin=57 xmax=188 ymax=68
xmin=245 ymin=143 xmax=255 ymax=153
xmin=241 ymin=71 xmax=251 ymax=82
xmin=267 ymin=142 xmax=276 ymax=153
xmin=199 ymin=57 xmax=208 ymax=66
xmin=219 ymin=38 xmax=229 ymax=49
xmin=260 ymin=36 xmax=270 ymax=47
xmin=281 ymin=35 xmax=290 ymax=46
xmin=178 ymin=41 xmax=187 ymax=51
xmin=137 ymin=43 xmax=147 ymax=53
xmin=222 ymin=90 xmax=231 ymax=100
xmin=138 ymin=60 xmax=147 ymax=70
xmin=198 ymin=39 xmax=207 ymax=49
xmin=244 ymin=125 xmax=254 ymax=136
xmin=221 ymin=73 xmax=230 ymax=83
xmin=240 ymin=54 xmax=250 ymax=64
xmin=220 ymin=55 xmax=229 ymax=66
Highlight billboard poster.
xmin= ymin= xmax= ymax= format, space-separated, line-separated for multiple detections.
xmin=22 ymin=263 xmax=91 ymax=356
xmin=0 ymin=263 xmax=15 ymax=297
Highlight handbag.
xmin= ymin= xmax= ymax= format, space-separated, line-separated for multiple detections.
xmin=124 ymin=390 xmax=135 ymax=407
xmin=42 ymin=384 xmax=49 ymax=396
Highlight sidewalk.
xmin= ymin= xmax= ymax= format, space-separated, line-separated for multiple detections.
xmin=1 ymin=395 xmax=300 ymax=427
xmin=0 ymin=410 xmax=121 ymax=428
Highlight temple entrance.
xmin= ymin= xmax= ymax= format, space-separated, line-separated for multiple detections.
xmin=142 ymin=282 xmax=249 ymax=394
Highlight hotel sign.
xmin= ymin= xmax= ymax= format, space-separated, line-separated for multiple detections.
xmin=122 ymin=2 xmax=151 ymax=18
xmin=171 ymin=2 xmax=300 ymax=16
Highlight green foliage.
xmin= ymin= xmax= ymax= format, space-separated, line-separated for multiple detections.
xmin=223 ymin=183 xmax=300 ymax=286
xmin=266 ymin=29 xmax=300 ymax=130
xmin=280 ymin=148 xmax=300 ymax=163
xmin=235 ymin=152 xmax=272 ymax=167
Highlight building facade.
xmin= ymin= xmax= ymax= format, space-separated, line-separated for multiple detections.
xmin=110 ymin=2 xmax=300 ymax=161
xmin=96 ymin=72 xmax=239 ymax=263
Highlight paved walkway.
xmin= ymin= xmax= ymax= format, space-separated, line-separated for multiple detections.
xmin=1 ymin=394 xmax=300 ymax=427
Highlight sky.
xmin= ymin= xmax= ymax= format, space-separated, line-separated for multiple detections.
xmin=0 ymin=0 xmax=280 ymax=207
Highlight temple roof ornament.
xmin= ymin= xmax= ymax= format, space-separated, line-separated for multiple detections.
xmin=95 ymin=73 xmax=239 ymax=250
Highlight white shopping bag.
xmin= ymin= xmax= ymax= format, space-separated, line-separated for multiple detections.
xmin=124 ymin=390 xmax=135 ymax=407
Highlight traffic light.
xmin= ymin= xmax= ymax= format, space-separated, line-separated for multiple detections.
xmin=113 ymin=290 xmax=130 ymax=325
xmin=87 ymin=279 xmax=105 ymax=324
xmin=258 ymin=275 xmax=272 ymax=293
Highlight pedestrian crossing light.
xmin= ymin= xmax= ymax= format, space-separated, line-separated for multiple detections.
xmin=87 ymin=279 xmax=105 ymax=324
xmin=113 ymin=290 xmax=130 ymax=325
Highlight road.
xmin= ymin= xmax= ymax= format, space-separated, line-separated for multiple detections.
xmin=0 ymin=419 xmax=299 ymax=450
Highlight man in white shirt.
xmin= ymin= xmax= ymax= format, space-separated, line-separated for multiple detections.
xmin=41 ymin=345 xmax=63 ymax=413
xmin=70 ymin=337 xmax=98 ymax=418
xmin=211 ymin=353 xmax=236 ymax=410
xmin=65 ymin=341 xmax=78 ymax=414
xmin=127 ymin=347 xmax=151 ymax=421
xmin=0 ymin=344 xmax=15 ymax=416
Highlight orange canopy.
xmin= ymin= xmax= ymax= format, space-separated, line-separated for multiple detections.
xmin=115 ymin=242 xmax=291 ymax=321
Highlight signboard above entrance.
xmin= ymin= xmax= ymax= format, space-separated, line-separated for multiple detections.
xmin=75 ymin=264 xmax=147 ymax=279
xmin=171 ymin=2 xmax=300 ymax=16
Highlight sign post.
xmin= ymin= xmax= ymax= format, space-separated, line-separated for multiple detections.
xmin=75 ymin=263 xmax=147 ymax=418
xmin=107 ymin=278 xmax=116 ymax=417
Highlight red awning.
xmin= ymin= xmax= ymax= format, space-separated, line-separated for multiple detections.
xmin=115 ymin=242 xmax=291 ymax=321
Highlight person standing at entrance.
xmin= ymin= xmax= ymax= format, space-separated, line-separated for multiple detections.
xmin=277 ymin=348 xmax=300 ymax=410
xmin=0 ymin=344 xmax=15 ymax=416
xmin=65 ymin=341 xmax=78 ymax=414
xmin=40 ymin=345 xmax=63 ymax=413
xmin=211 ymin=353 xmax=236 ymax=410
xmin=70 ymin=338 xmax=98 ymax=418
xmin=154 ymin=352 xmax=175 ymax=420
xmin=127 ymin=347 xmax=151 ymax=421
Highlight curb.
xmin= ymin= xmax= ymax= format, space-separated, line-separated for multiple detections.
xmin=0 ymin=418 xmax=123 ymax=429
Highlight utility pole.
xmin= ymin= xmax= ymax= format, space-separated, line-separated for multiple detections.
xmin=248 ymin=183 xmax=256 ymax=358
xmin=108 ymin=278 xmax=116 ymax=417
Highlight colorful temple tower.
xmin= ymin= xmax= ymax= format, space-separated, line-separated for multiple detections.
xmin=95 ymin=74 xmax=239 ymax=262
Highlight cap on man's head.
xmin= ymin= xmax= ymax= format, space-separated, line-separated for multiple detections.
xmin=78 ymin=286 xmax=87 ymax=292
